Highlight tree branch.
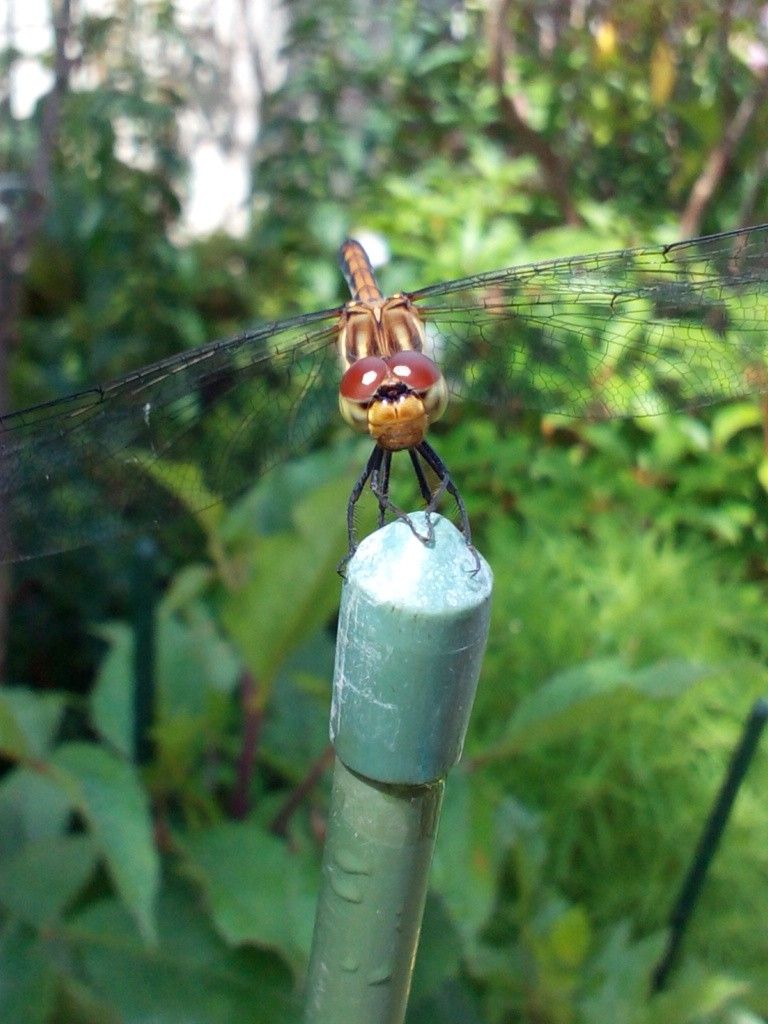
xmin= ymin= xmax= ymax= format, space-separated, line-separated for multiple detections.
xmin=680 ymin=68 xmax=768 ymax=238
xmin=484 ymin=0 xmax=580 ymax=226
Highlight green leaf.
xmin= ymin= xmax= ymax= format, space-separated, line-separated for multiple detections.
xmin=0 ymin=834 xmax=97 ymax=927
xmin=0 ymin=767 xmax=71 ymax=851
xmin=580 ymin=921 xmax=665 ymax=1014
xmin=72 ymin=881 xmax=299 ymax=1024
xmin=178 ymin=820 xmax=315 ymax=969
xmin=91 ymin=622 xmax=134 ymax=756
xmin=580 ymin=922 xmax=746 ymax=1021
xmin=163 ymin=564 xmax=215 ymax=613
xmin=712 ymin=401 xmax=763 ymax=448
xmin=138 ymin=456 xmax=223 ymax=539
xmin=0 ymin=687 xmax=66 ymax=760
xmin=0 ymin=924 xmax=57 ymax=1024
xmin=51 ymin=743 xmax=159 ymax=944
xmin=220 ymin=478 xmax=345 ymax=688
xmin=650 ymin=969 xmax=749 ymax=1020
xmin=156 ymin=603 xmax=240 ymax=717
xmin=0 ymin=700 xmax=30 ymax=760
xmin=430 ymin=770 xmax=496 ymax=950
xmin=548 ymin=906 xmax=590 ymax=969
xmin=93 ymin=601 xmax=240 ymax=764
xmin=410 ymin=892 xmax=464 ymax=1004
xmin=757 ymin=454 xmax=768 ymax=494
xmin=495 ymin=657 xmax=713 ymax=755
xmin=261 ymin=642 xmax=335 ymax=777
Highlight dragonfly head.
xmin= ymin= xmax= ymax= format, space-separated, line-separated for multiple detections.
xmin=338 ymin=351 xmax=448 ymax=451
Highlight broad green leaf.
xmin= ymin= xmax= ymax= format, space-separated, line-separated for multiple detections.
xmin=548 ymin=906 xmax=590 ymax=968
xmin=410 ymin=892 xmax=464 ymax=1004
xmin=0 ymin=700 xmax=30 ymax=760
xmin=72 ymin=881 xmax=299 ymax=1024
xmin=219 ymin=442 xmax=361 ymax=541
xmin=0 ymin=924 xmax=56 ymax=1024
xmin=687 ymin=502 xmax=756 ymax=545
xmin=580 ymin=922 xmax=746 ymax=1021
xmin=163 ymin=564 xmax=215 ymax=613
xmin=0 ymin=688 xmax=66 ymax=760
xmin=91 ymin=622 xmax=134 ymax=756
xmin=0 ymin=834 xmax=97 ymax=927
xmin=580 ymin=921 xmax=665 ymax=1013
xmin=430 ymin=770 xmax=495 ymax=949
xmin=627 ymin=658 xmax=717 ymax=697
xmin=0 ymin=767 xmax=71 ymax=849
xmin=51 ymin=743 xmax=159 ymax=944
xmin=261 ymin=644 xmax=334 ymax=778
xmin=156 ymin=603 xmax=240 ymax=716
xmin=648 ymin=970 xmax=748 ymax=1021
xmin=712 ymin=402 xmax=763 ymax=449
xmin=220 ymin=478 xmax=345 ymax=688
xmin=757 ymin=454 xmax=768 ymax=494
xmin=138 ymin=457 xmax=223 ymax=539
xmin=92 ymin=603 xmax=240 ymax=760
xmin=495 ymin=657 xmax=712 ymax=756
xmin=649 ymin=417 xmax=710 ymax=466
xmin=178 ymin=820 xmax=315 ymax=969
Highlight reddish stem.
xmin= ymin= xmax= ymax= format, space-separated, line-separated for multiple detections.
xmin=229 ymin=668 xmax=263 ymax=819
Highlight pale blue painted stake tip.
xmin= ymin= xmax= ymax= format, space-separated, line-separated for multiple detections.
xmin=331 ymin=511 xmax=493 ymax=784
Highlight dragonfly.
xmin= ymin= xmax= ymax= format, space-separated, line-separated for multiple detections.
xmin=2 ymin=223 xmax=768 ymax=565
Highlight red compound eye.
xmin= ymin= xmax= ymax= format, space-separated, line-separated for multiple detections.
xmin=384 ymin=351 xmax=441 ymax=391
xmin=339 ymin=356 xmax=389 ymax=402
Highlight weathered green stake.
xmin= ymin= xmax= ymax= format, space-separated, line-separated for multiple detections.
xmin=304 ymin=512 xmax=492 ymax=1024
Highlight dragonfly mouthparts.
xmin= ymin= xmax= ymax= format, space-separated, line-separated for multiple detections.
xmin=376 ymin=381 xmax=410 ymax=402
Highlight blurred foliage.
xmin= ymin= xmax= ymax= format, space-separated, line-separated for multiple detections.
xmin=3 ymin=0 xmax=768 ymax=1021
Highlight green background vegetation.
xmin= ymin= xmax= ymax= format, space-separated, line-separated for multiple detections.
xmin=2 ymin=1 xmax=768 ymax=1021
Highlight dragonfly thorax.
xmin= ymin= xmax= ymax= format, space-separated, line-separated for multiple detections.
xmin=337 ymin=293 xmax=427 ymax=369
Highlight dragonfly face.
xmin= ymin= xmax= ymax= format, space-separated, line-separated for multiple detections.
xmin=3 ymin=223 xmax=768 ymax=563
xmin=338 ymin=351 xmax=448 ymax=450
xmin=336 ymin=242 xmax=449 ymax=451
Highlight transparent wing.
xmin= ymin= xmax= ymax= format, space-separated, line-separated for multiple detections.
xmin=5 ymin=223 xmax=768 ymax=563
xmin=0 ymin=307 xmax=342 ymax=562
xmin=410 ymin=224 xmax=768 ymax=416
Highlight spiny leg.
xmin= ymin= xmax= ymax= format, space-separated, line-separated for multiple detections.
xmin=368 ymin=447 xmax=430 ymax=542
xmin=371 ymin=448 xmax=392 ymax=528
xmin=406 ymin=446 xmax=449 ymax=545
xmin=342 ymin=440 xmax=479 ymax=577
xmin=345 ymin=444 xmax=384 ymax=560
xmin=408 ymin=448 xmax=435 ymax=504
xmin=370 ymin=449 xmax=425 ymax=531
xmin=415 ymin=440 xmax=472 ymax=544
xmin=342 ymin=446 xmax=409 ymax=574
xmin=415 ymin=440 xmax=480 ymax=573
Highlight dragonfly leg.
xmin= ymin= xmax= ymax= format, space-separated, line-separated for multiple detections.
xmin=415 ymin=440 xmax=480 ymax=573
xmin=343 ymin=445 xmax=384 ymax=569
xmin=370 ymin=449 xmax=419 ymax=531
xmin=406 ymin=447 xmax=449 ymax=546
xmin=340 ymin=441 xmax=479 ymax=577
xmin=340 ymin=446 xmax=410 ymax=575
xmin=371 ymin=449 xmax=392 ymax=528
xmin=408 ymin=448 xmax=435 ymax=504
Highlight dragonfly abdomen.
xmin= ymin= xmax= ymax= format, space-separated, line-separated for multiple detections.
xmin=339 ymin=239 xmax=382 ymax=304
